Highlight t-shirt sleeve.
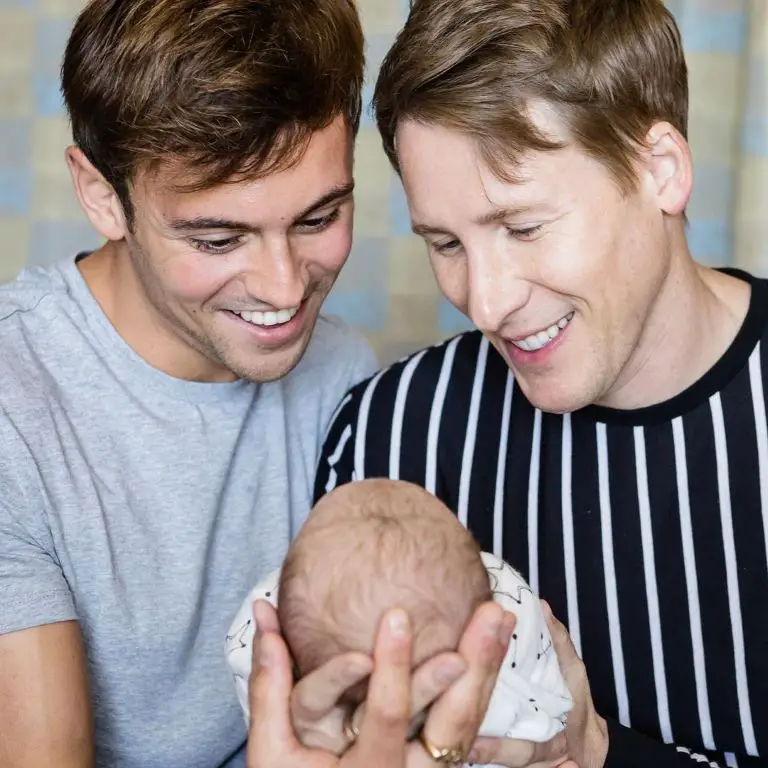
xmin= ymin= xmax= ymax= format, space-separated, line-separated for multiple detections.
xmin=0 ymin=418 xmax=76 ymax=635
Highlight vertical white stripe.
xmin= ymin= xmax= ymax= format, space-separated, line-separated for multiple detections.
xmin=634 ymin=426 xmax=673 ymax=742
xmin=457 ymin=338 xmax=490 ymax=527
xmin=596 ymin=423 xmax=630 ymax=726
xmin=353 ymin=369 xmax=387 ymax=481
xmin=725 ymin=752 xmax=739 ymax=767
xmin=389 ymin=350 xmax=428 ymax=480
xmin=672 ymin=416 xmax=715 ymax=750
xmin=425 ymin=337 xmax=461 ymax=494
xmin=561 ymin=413 xmax=581 ymax=657
xmin=710 ymin=393 xmax=758 ymax=755
xmin=322 ymin=392 xmax=352 ymax=444
xmin=493 ymin=374 xmax=514 ymax=558
xmin=527 ymin=408 xmax=543 ymax=594
xmin=324 ymin=424 xmax=353 ymax=493
xmin=747 ymin=344 xmax=768 ymax=592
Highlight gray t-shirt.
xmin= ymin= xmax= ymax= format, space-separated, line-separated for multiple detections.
xmin=0 ymin=255 xmax=377 ymax=767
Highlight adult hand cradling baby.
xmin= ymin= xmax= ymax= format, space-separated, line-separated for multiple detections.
xmin=245 ymin=598 xmax=536 ymax=768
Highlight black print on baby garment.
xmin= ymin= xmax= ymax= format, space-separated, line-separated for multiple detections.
xmin=226 ymin=619 xmax=251 ymax=655
xmin=486 ymin=563 xmax=534 ymax=606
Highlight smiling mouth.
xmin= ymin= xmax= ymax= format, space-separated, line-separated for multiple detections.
xmin=230 ymin=305 xmax=300 ymax=328
xmin=509 ymin=311 xmax=575 ymax=352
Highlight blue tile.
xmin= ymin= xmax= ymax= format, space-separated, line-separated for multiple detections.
xmin=29 ymin=221 xmax=103 ymax=268
xmin=676 ymin=12 xmax=747 ymax=55
xmin=35 ymin=18 xmax=73 ymax=72
xmin=687 ymin=218 xmax=732 ymax=266
xmin=0 ymin=119 xmax=31 ymax=168
xmin=324 ymin=290 xmax=388 ymax=331
xmin=438 ymin=298 xmax=474 ymax=335
xmin=339 ymin=237 xmax=388 ymax=291
xmin=0 ymin=168 xmax=31 ymax=214
xmin=389 ymin=181 xmax=412 ymax=236
xmin=741 ymin=116 xmax=768 ymax=157
xmin=33 ymin=73 xmax=65 ymax=116
xmin=689 ymin=164 xmax=734 ymax=214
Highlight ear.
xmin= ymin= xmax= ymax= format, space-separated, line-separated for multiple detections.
xmin=65 ymin=146 xmax=129 ymax=241
xmin=642 ymin=121 xmax=692 ymax=216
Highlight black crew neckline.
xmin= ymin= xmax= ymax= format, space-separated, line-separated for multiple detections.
xmin=579 ymin=268 xmax=768 ymax=426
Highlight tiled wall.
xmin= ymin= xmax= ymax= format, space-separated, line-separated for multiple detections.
xmin=0 ymin=0 xmax=765 ymax=363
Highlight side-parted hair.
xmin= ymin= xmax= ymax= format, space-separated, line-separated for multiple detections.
xmin=373 ymin=0 xmax=688 ymax=191
xmin=61 ymin=0 xmax=364 ymax=221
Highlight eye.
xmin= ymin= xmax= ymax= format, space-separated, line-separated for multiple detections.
xmin=506 ymin=224 xmax=543 ymax=241
xmin=433 ymin=239 xmax=461 ymax=255
xmin=189 ymin=236 xmax=243 ymax=254
xmin=297 ymin=208 xmax=341 ymax=232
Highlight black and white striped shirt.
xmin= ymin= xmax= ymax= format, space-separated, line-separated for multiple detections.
xmin=314 ymin=268 xmax=768 ymax=768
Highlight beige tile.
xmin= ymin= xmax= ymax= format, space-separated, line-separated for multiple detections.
xmin=0 ymin=79 xmax=33 ymax=119
xmin=32 ymin=171 xmax=85 ymax=220
xmin=353 ymin=131 xmax=395 ymax=238
xmin=387 ymin=236 xmax=438 ymax=297
xmin=32 ymin=117 xmax=74 ymax=172
xmin=0 ymin=218 xmax=30 ymax=283
xmin=35 ymin=0 xmax=88 ymax=18
xmin=0 ymin=10 xmax=34 ymax=73
xmin=386 ymin=294 xmax=439 ymax=341
xmin=358 ymin=0 xmax=405 ymax=35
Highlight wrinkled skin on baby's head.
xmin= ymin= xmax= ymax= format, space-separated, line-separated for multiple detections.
xmin=277 ymin=478 xmax=492 ymax=701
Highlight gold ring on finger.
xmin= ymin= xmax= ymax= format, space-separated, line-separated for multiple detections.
xmin=418 ymin=730 xmax=466 ymax=764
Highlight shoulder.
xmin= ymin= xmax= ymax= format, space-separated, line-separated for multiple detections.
xmin=345 ymin=330 xmax=504 ymax=409
xmin=0 ymin=263 xmax=69 ymax=327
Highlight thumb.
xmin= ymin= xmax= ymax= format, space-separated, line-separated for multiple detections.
xmin=248 ymin=631 xmax=299 ymax=764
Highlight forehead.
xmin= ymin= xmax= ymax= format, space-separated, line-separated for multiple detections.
xmin=135 ymin=117 xmax=354 ymax=226
xmin=395 ymin=116 xmax=612 ymax=228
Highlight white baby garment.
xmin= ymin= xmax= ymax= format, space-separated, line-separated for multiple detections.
xmin=225 ymin=552 xmax=572 ymax=763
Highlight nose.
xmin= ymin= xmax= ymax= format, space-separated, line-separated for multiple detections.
xmin=242 ymin=235 xmax=307 ymax=309
xmin=466 ymin=242 xmax=532 ymax=333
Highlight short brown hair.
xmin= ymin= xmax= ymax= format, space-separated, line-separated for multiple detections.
xmin=374 ymin=0 xmax=688 ymax=191
xmin=61 ymin=0 xmax=364 ymax=221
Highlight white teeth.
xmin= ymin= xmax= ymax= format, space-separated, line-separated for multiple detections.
xmin=235 ymin=306 xmax=299 ymax=327
xmin=512 ymin=312 xmax=574 ymax=352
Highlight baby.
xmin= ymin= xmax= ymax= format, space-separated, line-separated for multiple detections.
xmin=226 ymin=479 xmax=572 ymax=762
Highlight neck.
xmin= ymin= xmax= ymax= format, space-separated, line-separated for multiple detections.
xmin=597 ymin=228 xmax=751 ymax=410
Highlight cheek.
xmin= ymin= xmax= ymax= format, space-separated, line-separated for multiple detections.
xmin=429 ymin=256 xmax=469 ymax=311
xmin=158 ymin=254 xmax=239 ymax=302
xmin=306 ymin=223 xmax=353 ymax=273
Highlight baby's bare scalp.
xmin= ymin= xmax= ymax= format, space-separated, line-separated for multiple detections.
xmin=278 ymin=479 xmax=492 ymax=688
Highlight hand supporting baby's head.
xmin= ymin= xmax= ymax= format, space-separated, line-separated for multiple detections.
xmin=277 ymin=479 xmax=491 ymax=702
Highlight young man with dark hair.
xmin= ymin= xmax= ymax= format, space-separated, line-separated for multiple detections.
xmin=0 ymin=1 xmax=511 ymax=766
xmin=267 ymin=1 xmax=765 ymax=767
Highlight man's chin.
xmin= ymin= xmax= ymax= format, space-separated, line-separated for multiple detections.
xmin=224 ymin=336 xmax=311 ymax=384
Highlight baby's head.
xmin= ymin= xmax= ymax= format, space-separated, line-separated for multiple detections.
xmin=277 ymin=479 xmax=492 ymax=701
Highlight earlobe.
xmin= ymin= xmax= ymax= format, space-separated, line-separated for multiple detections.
xmin=645 ymin=122 xmax=692 ymax=216
xmin=65 ymin=146 xmax=129 ymax=241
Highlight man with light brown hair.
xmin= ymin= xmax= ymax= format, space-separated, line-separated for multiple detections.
xmin=0 ymin=1 xmax=511 ymax=766
xmin=293 ymin=1 xmax=767 ymax=767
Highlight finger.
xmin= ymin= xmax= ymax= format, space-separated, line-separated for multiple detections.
xmin=350 ymin=651 xmax=467 ymax=735
xmin=247 ymin=632 xmax=299 ymax=764
xmin=253 ymin=599 xmax=281 ymax=634
xmin=422 ymin=602 xmax=513 ymax=754
xmin=541 ymin=600 xmax=589 ymax=691
xmin=291 ymin=651 xmax=373 ymax=722
xmin=411 ymin=651 xmax=467 ymax=714
xmin=468 ymin=731 xmax=568 ymax=768
xmin=353 ymin=608 xmax=412 ymax=765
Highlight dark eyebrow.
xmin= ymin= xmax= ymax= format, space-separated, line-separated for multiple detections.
xmin=411 ymin=206 xmax=533 ymax=237
xmin=167 ymin=182 xmax=355 ymax=232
